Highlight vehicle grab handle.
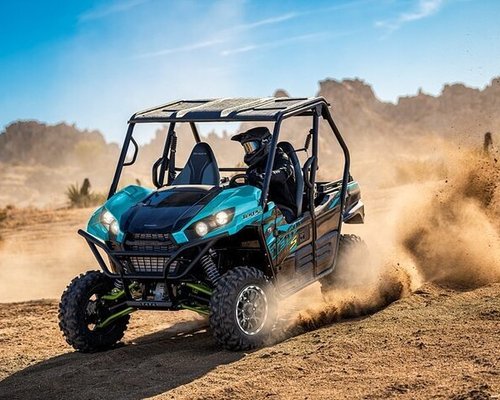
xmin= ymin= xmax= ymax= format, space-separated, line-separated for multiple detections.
xmin=152 ymin=157 xmax=163 ymax=188
xmin=303 ymin=156 xmax=316 ymax=189
xmin=123 ymin=136 xmax=138 ymax=166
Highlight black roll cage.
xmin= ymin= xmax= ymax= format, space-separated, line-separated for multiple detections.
xmin=108 ymin=98 xmax=351 ymax=224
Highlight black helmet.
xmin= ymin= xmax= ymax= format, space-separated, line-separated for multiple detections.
xmin=231 ymin=126 xmax=272 ymax=166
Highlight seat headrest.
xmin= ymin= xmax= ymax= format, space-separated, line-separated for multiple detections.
xmin=172 ymin=142 xmax=220 ymax=186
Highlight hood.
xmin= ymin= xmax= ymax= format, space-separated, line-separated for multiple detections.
xmin=120 ymin=185 xmax=220 ymax=234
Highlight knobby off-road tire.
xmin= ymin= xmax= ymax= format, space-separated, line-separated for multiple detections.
xmin=209 ymin=266 xmax=277 ymax=351
xmin=58 ymin=270 xmax=130 ymax=352
xmin=320 ymin=234 xmax=369 ymax=294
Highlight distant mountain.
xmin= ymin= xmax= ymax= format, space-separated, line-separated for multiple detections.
xmin=2 ymin=77 xmax=497 ymax=166
xmin=0 ymin=121 xmax=118 ymax=167
xmin=316 ymin=77 xmax=500 ymax=144
xmin=0 ymin=76 xmax=498 ymax=207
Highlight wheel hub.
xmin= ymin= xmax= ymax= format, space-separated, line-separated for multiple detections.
xmin=235 ymin=285 xmax=268 ymax=335
xmin=84 ymin=294 xmax=108 ymax=330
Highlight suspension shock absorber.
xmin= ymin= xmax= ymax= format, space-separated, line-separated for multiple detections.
xmin=200 ymin=248 xmax=220 ymax=286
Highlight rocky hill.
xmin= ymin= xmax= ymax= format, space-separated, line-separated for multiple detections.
xmin=0 ymin=76 xmax=498 ymax=206
xmin=0 ymin=121 xmax=118 ymax=167
xmin=274 ymin=76 xmax=500 ymax=148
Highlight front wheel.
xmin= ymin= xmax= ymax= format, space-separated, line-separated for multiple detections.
xmin=58 ymin=270 xmax=130 ymax=352
xmin=209 ymin=266 xmax=277 ymax=351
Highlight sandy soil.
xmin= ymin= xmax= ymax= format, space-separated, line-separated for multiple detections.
xmin=0 ymin=283 xmax=498 ymax=400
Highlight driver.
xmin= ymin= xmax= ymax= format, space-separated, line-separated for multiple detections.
xmin=231 ymin=127 xmax=296 ymax=222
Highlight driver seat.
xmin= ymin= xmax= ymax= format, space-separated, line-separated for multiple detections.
xmin=277 ymin=141 xmax=304 ymax=219
xmin=172 ymin=142 xmax=220 ymax=186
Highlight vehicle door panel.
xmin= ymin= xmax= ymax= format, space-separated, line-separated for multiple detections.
xmin=314 ymin=188 xmax=342 ymax=275
xmin=273 ymin=210 xmax=314 ymax=295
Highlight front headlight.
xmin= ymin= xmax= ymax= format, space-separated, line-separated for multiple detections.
xmin=99 ymin=208 xmax=119 ymax=235
xmin=100 ymin=209 xmax=115 ymax=225
xmin=110 ymin=220 xmax=120 ymax=235
xmin=188 ymin=208 xmax=235 ymax=238
xmin=215 ymin=211 xmax=230 ymax=226
xmin=194 ymin=221 xmax=209 ymax=237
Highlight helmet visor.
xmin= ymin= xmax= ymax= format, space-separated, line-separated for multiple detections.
xmin=242 ymin=140 xmax=260 ymax=155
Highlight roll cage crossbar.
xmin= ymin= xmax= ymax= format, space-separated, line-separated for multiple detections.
xmin=108 ymin=97 xmax=350 ymax=225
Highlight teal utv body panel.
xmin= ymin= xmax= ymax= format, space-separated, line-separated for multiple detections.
xmin=87 ymin=185 xmax=153 ymax=242
xmin=173 ymin=185 xmax=264 ymax=244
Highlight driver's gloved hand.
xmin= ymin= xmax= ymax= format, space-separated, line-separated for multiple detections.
xmin=247 ymin=170 xmax=264 ymax=187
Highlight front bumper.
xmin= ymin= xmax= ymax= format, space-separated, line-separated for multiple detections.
xmin=78 ymin=229 xmax=222 ymax=280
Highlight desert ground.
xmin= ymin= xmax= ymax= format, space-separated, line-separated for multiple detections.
xmin=0 ymin=138 xmax=499 ymax=399
xmin=0 ymin=282 xmax=498 ymax=400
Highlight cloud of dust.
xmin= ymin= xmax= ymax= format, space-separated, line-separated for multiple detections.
xmin=0 ymin=216 xmax=96 ymax=302
xmin=399 ymin=148 xmax=500 ymax=288
xmin=274 ymin=265 xmax=412 ymax=341
xmin=281 ymin=136 xmax=500 ymax=335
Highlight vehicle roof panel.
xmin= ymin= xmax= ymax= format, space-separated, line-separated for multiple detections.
xmin=130 ymin=97 xmax=327 ymax=122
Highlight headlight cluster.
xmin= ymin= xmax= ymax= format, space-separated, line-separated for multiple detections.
xmin=99 ymin=209 xmax=120 ymax=236
xmin=190 ymin=208 xmax=234 ymax=238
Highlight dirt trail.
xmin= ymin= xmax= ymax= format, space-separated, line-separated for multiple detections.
xmin=0 ymin=283 xmax=498 ymax=400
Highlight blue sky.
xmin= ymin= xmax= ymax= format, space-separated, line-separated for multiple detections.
xmin=1 ymin=0 xmax=499 ymax=142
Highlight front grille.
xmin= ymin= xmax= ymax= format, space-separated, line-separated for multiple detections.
xmin=125 ymin=233 xmax=178 ymax=252
xmin=122 ymin=233 xmax=178 ymax=274
xmin=128 ymin=256 xmax=169 ymax=273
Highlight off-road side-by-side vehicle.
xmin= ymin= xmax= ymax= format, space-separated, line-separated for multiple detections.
xmin=59 ymin=97 xmax=365 ymax=351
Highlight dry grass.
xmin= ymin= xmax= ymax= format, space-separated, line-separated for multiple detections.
xmin=66 ymin=179 xmax=105 ymax=208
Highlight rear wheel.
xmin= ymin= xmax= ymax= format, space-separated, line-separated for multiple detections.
xmin=320 ymin=234 xmax=369 ymax=295
xmin=209 ymin=266 xmax=277 ymax=351
xmin=58 ymin=270 xmax=130 ymax=352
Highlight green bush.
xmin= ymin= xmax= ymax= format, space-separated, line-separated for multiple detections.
xmin=66 ymin=179 xmax=105 ymax=208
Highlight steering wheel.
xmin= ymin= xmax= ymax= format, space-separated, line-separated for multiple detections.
xmin=229 ymin=173 xmax=248 ymax=187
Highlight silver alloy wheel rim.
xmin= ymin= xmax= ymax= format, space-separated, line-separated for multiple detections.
xmin=235 ymin=285 xmax=268 ymax=335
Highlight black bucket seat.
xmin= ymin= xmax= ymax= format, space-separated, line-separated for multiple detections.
xmin=172 ymin=142 xmax=220 ymax=186
xmin=277 ymin=141 xmax=304 ymax=220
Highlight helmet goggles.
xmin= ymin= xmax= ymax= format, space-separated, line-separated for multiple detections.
xmin=242 ymin=140 xmax=260 ymax=155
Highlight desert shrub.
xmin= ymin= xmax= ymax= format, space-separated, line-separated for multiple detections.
xmin=0 ymin=209 xmax=7 ymax=224
xmin=0 ymin=207 xmax=8 ymax=242
xmin=66 ymin=179 xmax=106 ymax=208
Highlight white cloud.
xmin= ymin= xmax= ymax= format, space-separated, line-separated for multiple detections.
xmin=220 ymin=45 xmax=257 ymax=56
xmin=231 ymin=12 xmax=298 ymax=31
xmin=376 ymin=0 xmax=445 ymax=33
xmin=79 ymin=0 xmax=149 ymax=21
xmin=220 ymin=32 xmax=329 ymax=56
xmin=135 ymin=39 xmax=227 ymax=58
xmin=133 ymin=12 xmax=297 ymax=58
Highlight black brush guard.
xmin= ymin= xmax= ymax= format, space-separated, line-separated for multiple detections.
xmin=78 ymin=229 xmax=222 ymax=281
